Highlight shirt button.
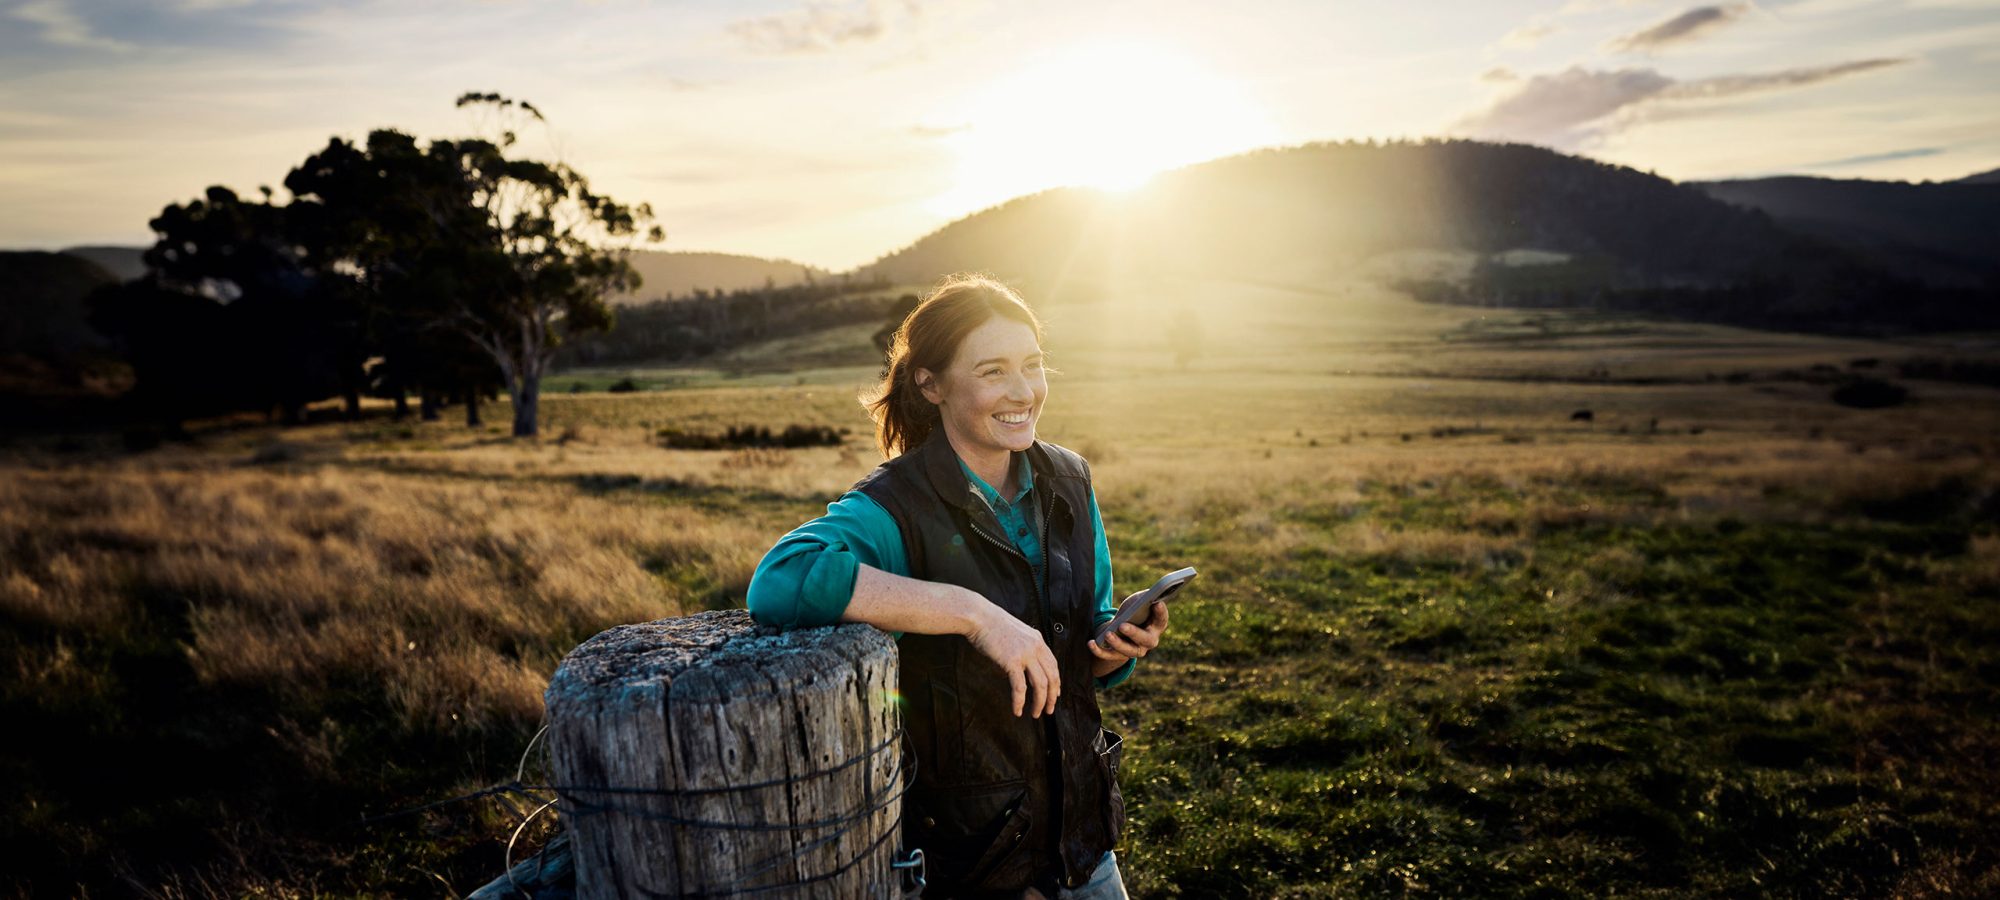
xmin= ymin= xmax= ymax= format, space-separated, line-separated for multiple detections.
xmin=1052 ymin=622 xmax=1065 ymax=634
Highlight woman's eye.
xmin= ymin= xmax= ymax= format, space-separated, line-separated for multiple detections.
xmin=980 ymin=369 xmax=1000 ymax=378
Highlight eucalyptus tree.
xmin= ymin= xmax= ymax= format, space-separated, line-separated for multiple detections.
xmin=286 ymin=93 xmax=664 ymax=437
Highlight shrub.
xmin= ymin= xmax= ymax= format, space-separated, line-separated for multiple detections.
xmin=1831 ymin=376 xmax=1908 ymax=409
xmin=656 ymin=423 xmax=843 ymax=450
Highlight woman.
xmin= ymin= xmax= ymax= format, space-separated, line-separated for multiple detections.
xmin=747 ymin=274 xmax=1170 ymax=899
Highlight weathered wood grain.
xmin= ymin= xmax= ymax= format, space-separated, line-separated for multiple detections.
xmin=544 ymin=610 xmax=902 ymax=899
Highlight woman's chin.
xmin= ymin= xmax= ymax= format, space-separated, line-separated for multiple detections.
xmin=991 ymin=422 xmax=1036 ymax=448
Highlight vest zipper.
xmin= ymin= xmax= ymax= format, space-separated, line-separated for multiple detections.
xmin=962 ymin=488 xmax=1063 ymax=634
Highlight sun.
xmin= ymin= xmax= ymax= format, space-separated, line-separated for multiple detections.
xmin=926 ymin=41 xmax=1281 ymax=217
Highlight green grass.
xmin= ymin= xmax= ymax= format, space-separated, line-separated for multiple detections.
xmin=1106 ymin=477 xmax=1998 ymax=897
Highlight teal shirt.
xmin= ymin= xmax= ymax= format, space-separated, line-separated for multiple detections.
xmin=747 ymin=450 xmax=1136 ymax=691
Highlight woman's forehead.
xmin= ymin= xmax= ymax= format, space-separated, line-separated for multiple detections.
xmin=952 ymin=317 xmax=1042 ymax=365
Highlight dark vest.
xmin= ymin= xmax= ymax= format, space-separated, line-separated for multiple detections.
xmin=854 ymin=427 xmax=1125 ymax=897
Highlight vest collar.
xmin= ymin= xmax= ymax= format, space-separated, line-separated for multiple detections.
xmin=917 ymin=426 xmax=1057 ymax=514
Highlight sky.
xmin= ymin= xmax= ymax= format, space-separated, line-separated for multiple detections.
xmin=2 ymin=0 xmax=1997 ymax=270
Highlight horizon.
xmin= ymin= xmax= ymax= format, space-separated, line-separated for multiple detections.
xmin=4 ymin=0 xmax=1997 ymax=270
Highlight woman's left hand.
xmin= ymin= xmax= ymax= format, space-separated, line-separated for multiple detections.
xmin=1088 ymin=596 xmax=1169 ymax=662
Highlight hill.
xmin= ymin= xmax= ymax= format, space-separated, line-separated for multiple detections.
xmin=860 ymin=140 xmax=1800 ymax=292
xmin=42 ymin=245 xmax=829 ymax=307
xmin=1691 ymin=174 xmax=2000 ymax=288
xmin=858 ymin=140 xmax=1994 ymax=333
xmin=61 ymin=245 xmax=147 ymax=281
xmin=0 ymin=251 xmax=116 ymax=358
xmin=614 ymin=250 xmax=832 ymax=305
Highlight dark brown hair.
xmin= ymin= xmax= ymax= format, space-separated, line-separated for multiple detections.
xmin=862 ymin=273 xmax=1046 ymax=458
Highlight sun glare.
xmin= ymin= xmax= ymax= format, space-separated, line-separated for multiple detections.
xmin=927 ymin=41 xmax=1281 ymax=217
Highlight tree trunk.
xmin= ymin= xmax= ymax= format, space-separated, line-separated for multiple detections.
xmin=512 ymin=376 xmax=538 ymax=437
xmin=545 ymin=610 xmax=902 ymax=899
xmin=466 ymin=388 xmax=482 ymax=427
xmin=419 ymin=389 xmax=440 ymax=422
xmin=343 ymin=383 xmax=362 ymax=421
xmin=393 ymin=390 xmax=410 ymax=420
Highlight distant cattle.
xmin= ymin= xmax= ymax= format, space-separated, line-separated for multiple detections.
xmin=1570 ymin=409 xmax=1594 ymax=423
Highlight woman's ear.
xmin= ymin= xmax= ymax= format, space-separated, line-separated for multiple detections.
xmin=915 ymin=368 xmax=942 ymax=405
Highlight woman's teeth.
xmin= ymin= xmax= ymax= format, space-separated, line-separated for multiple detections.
xmin=995 ymin=411 xmax=1031 ymax=425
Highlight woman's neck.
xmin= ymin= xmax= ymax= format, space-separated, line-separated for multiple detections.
xmin=947 ymin=432 xmax=1013 ymax=497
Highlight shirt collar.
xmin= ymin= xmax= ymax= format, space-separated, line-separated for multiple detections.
xmin=957 ymin=450 xmax=1034 ymax=507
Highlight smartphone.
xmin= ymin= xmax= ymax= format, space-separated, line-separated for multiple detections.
xmin=1095 ymin=567 xmax=1197 ymax=649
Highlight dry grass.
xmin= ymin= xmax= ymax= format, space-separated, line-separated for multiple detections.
xmin=0 ymin=462 xmax=720 ymax=734
xmin=3 ymin=288 xmax=1996 ymax=896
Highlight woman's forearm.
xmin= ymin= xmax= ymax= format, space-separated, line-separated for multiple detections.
xmin=841 ymin=563 xmax=993 ymax=636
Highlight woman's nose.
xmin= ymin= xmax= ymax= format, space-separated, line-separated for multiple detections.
xmin=1004 ymin=372 xmax=1033 ymax=401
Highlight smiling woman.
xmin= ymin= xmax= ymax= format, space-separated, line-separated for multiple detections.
xmin=746 ymin=274 xmax=1168 ymax=897
xmin=928 ymin=41 xmax=1282 ymax=216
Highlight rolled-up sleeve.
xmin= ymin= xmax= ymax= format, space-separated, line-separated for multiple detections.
xmin=747 ymin=491 xmax=907 ymax=629
xmin=1087 ymin=487 xmax=1138 ymax=691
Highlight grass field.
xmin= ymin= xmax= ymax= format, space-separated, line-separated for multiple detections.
xmin=3 ymin=274 xmax=1997 ymax=896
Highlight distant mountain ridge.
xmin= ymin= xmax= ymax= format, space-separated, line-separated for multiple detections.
xmin=615 ymin=250 xmax=831 ymax=305
xmin=858 ymin=140 xmax=1994 ymax=331
xmin=1690 ymin=174 xmax=2000 ymax=287
xmin=861 ymin=140 xmax=1804 ymax=293
xmin=46 ymin=246 xmax=829 ymax=307
xmin=0 ymin=251 xmax=117 ymax=358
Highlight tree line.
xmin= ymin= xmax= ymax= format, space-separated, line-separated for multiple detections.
xmin=88 ymin=93 xmax=661 ymax=437
xmin=558 ymin=276 xmax=900 ymax=367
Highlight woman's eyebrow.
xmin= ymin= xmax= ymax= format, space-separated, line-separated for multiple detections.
xmin=972 ymin=352 xmax=1044 ymax=367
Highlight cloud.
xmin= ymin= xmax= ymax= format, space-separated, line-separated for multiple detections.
xmin=9 ymin=0 xmax=135 ymax=52
xmin=1459 ymin=67 xmax=1675 ymax=147
xmin=1665 ymin=57 xmax=1908 ymax=99
xmin=909 ymin=122 xmax=970 ymax=139
xmin=1502 ymin=24 xmax=1558 ymax=49
xmin=727 ymin=0 xmax=925 ymax=55
xmin=1607 ymin=4 xmax=1750 ymax=54
xmin=1797 ymin=147 xmax=1943 ymax=169
xmin=1457 ymin=57 xmax=1911 ymax=148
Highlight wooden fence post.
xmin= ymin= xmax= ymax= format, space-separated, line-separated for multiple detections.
xmin=543 ymin=609 xmax=904 ymax=898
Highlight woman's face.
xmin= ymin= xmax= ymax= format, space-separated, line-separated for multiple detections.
xmin=917 ymin=315 xmax=1048 ymax=459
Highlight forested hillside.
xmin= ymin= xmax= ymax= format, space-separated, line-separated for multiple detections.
xmin=860 ymin=140 xmax=1996 ymax=333
xmin=1691 ymin=175 xmax=2000 ymax=288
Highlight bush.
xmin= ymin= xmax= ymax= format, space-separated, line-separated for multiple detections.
xmin=1831 ymin=376 xmax=1908 ymax=409
xmin=656 ymin=423 xmax=844 ymax=450
xmin=607 ymin=377 xmax=640 ymax=393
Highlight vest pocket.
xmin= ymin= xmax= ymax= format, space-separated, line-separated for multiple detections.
xmin=1096 ymin=726 xmax=1126 ymax=848
xmin=907 ymin=779 xmax=1032 ymax=890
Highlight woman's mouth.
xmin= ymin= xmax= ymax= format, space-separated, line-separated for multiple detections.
xmin=994 ymin=410 xmax=1032 ymax=428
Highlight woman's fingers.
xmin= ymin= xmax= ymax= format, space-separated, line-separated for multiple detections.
xmin=1101 ymin=628 xmax=1142 ymax=658
xmin=1120 ymin=620 xmax=1160 ymax=651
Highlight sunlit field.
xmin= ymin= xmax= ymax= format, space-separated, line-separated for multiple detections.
xmin=4 ymin=276 xmax=1997 ymax=896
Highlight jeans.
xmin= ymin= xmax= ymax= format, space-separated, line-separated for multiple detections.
xmin=1054 ymin=851 xmax=1129 ymax=900
xmin=908 ymin=850 xmax=1129 ymax=899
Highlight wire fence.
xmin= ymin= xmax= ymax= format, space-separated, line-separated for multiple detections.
xmin=362 ymin=721 xmax=920 ymax=898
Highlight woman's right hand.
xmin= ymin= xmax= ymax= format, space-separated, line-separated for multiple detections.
xmin=961 ymin=593 xmax=1060 ymax=718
